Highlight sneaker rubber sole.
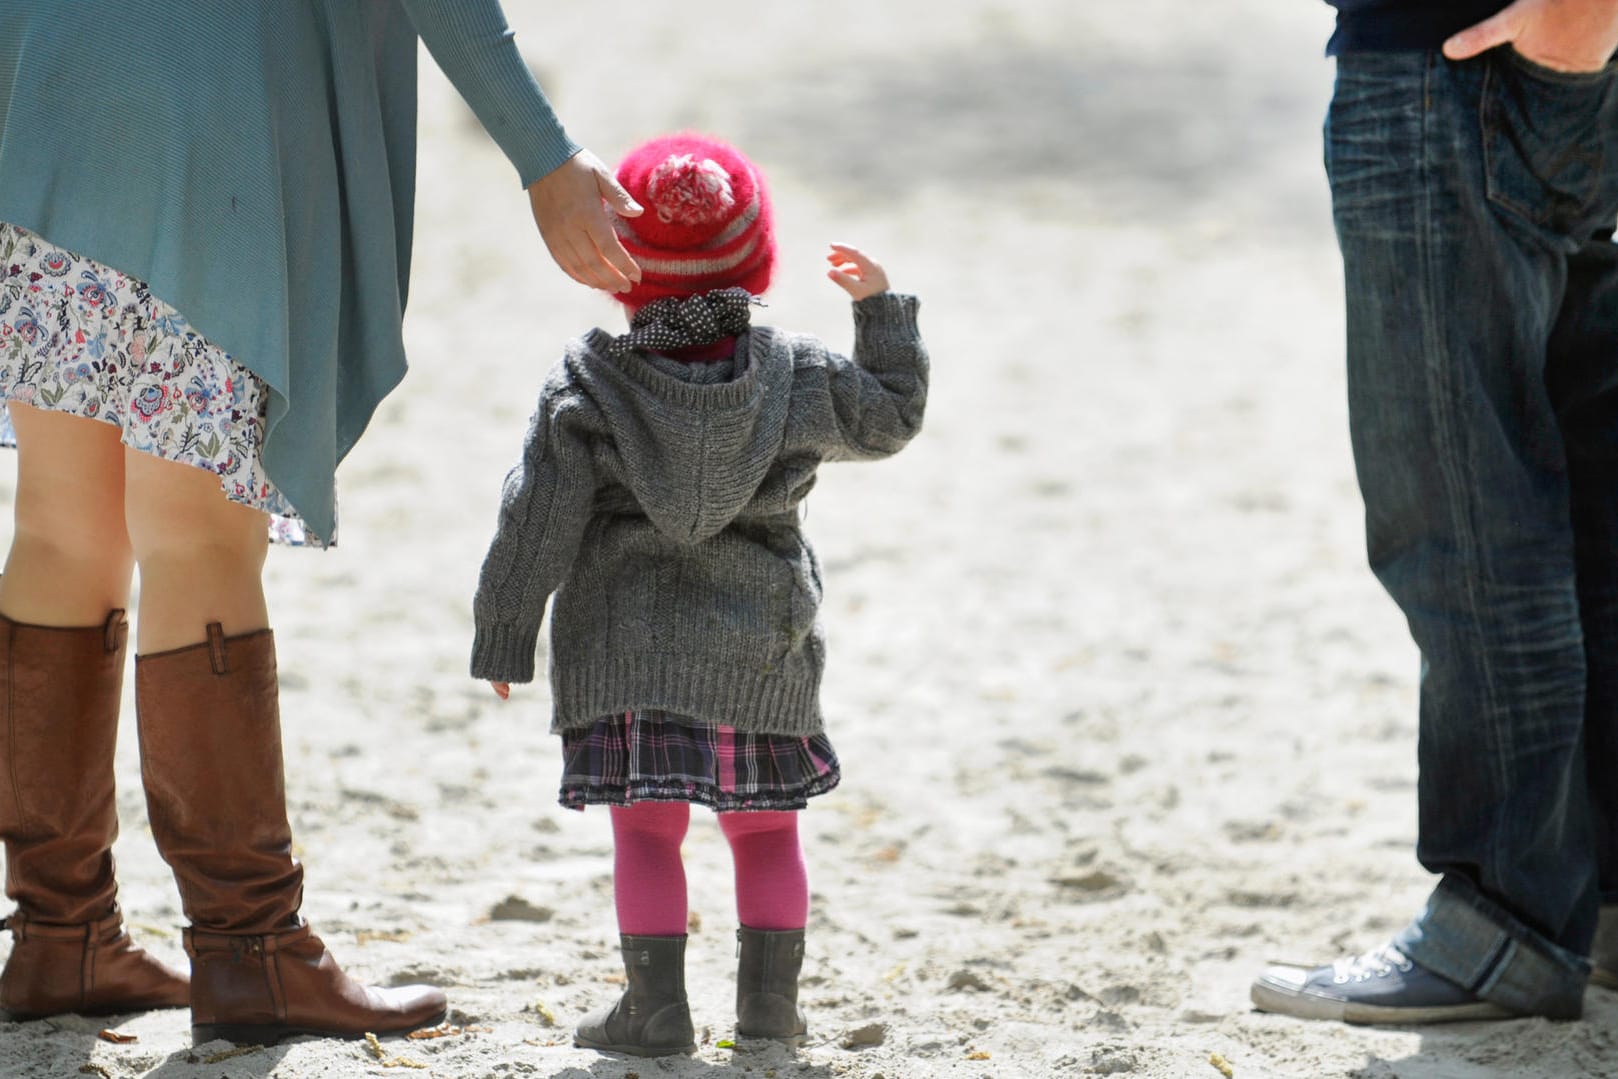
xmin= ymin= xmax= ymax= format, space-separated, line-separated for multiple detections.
xmin=1250 ymin=976 xmax=1514 ymax=1024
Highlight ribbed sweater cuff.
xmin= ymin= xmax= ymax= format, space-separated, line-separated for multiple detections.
xmin=470 ymin=623 xmax=540 ymax=683
xmin=853 ymin=292 xmax=920 ymax=342
xmin=551 ymin=658 xmax=824 ymax=736
xmin=507 ymin=129 xmax=582 ymax=191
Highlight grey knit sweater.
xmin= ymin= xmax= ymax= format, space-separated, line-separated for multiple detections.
xmin=471 ymin=291 xmax=927 ymax=735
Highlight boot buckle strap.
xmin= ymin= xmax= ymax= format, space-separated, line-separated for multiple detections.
xmin=102 ymin=609 xmax=127 ymax=654
xmin=182 ymin=929 xmax=290 ymax=1022
xmin=205 ymin=622 xmax=228 ymax=675
xmin=1 ymin=911 xmax=118 ymax=944
xmin=182 ymin=920 xmax=309 ymax=959
xmin=184 ymin=929 xmax=267 ymax=960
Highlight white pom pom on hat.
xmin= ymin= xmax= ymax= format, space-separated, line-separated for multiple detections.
xmin=646 ymin=153 xmax=737 ymax=225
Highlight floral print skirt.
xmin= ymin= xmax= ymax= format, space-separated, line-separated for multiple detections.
xmin=0 ymin=222 xmax=323 ymax=546
xmin=559 ymin=710 xmax=841 ymax=812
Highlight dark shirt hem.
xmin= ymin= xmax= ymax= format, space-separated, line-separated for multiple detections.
xmin=1327 ymin=2 xmax=1509 ymax=55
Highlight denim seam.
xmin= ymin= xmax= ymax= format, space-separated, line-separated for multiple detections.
xmin=1416 ymin=57 xmax=1513 ymax=855
xmin=1448 ymin=874 xmax=1590 ymax=978
xmin=1473 ymin=56 xmax=1592 ymax=898
xmin=1472 ymin=932 xmax=1514 ymax=996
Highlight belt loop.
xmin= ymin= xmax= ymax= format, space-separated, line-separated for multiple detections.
xmin=205 ymin=623 xmax=228 ymax=675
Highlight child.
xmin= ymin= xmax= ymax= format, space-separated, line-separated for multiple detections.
xmin=470 ymin=132 xmax=927 ymax=1058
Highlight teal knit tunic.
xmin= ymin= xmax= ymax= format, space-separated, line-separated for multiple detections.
xmin=0 ymin=1 xmax=579 ymax=543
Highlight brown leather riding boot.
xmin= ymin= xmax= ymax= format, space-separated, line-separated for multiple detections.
xmin=136 ymin=624 xmax=445 ymax=1045
xmin=0 ymin=610 xmax=188 ymax=1018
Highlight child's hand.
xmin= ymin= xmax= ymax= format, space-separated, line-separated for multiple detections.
xmin=826 ymin=243 xmax=890 ymax=301
xmin=489 ymin=681 xmax=511 ymax=700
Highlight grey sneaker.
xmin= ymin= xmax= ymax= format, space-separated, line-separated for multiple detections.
xmin=1251 ymin=943 xmax=1516 ymax=1024
xmin=1591 ymin=905 xmax=1618 ymax=990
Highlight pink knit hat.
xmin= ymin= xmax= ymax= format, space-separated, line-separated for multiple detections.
xmin=610 ymin=133 xmax=775 ymax=307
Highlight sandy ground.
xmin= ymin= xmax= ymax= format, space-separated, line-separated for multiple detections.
xmin=5 ymin=2 xmax=1618 ymax=1077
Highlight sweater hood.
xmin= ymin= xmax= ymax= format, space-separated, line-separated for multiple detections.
xmin=568 ymin=327 xmax=792 ymax=545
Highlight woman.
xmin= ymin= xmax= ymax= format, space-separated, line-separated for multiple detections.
xmin=0 ymin=0 xmax=641 ymax=1045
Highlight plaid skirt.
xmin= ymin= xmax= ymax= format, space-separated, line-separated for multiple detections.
xmin=559 ymin=710 xmax=840 ymax=812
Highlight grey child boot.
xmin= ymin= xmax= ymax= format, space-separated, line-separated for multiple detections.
xmin=574 ymin=934 xmax=696 ymax=1057
xmin=736 ymin=926 xmax=808 ymax=1043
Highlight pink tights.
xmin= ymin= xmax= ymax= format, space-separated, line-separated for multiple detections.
xmin=609 ymin=803 xmax=808 ymax=936
xmin=718 ymin=809 xmax=810 ymax=930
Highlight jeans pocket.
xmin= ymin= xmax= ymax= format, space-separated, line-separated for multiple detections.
xmin=1482 ymin=46 xmax=1618 ymax=238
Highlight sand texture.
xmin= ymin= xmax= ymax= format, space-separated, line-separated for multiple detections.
xmin=4 ymin=2 xmax=1617 ymax=1077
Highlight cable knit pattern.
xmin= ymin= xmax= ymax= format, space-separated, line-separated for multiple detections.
xmin=471 ymin=293 xmax=927 ymax=735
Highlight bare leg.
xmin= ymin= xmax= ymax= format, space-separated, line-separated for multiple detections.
xmin=0 ymin=404 xmax=188 ymax=1016
xmin=123 ymin=442 xmax=447 ymax=1043
xmin=0 ymin=404 xmax=132 ymax=623
xmin=121 ymin=448 xmax=268 ymax=653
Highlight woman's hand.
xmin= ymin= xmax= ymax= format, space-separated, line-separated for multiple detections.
xmin=527 ymin=149 xmax=644 ymax=293
xmin=825 ymin=243 xmax=890 ymax=301
xmin=1443 ymin=0 xmax=1618 ymax=73
xmin=489 ymin=681 xmax=511 ymax=700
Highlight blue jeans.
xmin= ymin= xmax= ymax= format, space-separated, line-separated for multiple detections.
xmin=1328 ymin=48 xmax=1618 ymax=1018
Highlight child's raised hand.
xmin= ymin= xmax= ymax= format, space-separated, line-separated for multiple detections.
xmin=826 ymin=243 xmax=889 ymax=301
xmin=489 ymin=681 xmax=511 ymax=700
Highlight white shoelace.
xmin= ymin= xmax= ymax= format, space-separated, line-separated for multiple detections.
xmin=1329 ymin=944 xmax=1415 ymax=984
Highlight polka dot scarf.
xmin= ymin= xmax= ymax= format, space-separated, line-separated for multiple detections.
xmin=607 ymin=287 xmax=762 ymax=359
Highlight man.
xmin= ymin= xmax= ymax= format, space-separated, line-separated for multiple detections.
xmin=1252 ymin=0 xmax=1618 ymax=1023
